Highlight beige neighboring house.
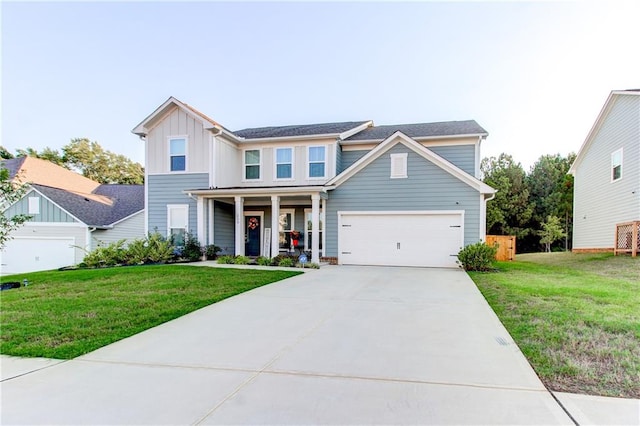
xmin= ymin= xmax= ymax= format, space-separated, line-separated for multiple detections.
xmin=569 ymin=89 xmax=640 ymax=252
xmin=1 ymin=157 xmax=145 ymax=274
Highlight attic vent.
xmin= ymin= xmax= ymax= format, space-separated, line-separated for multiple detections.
xmin=390 ymin=153 xmax=408 ymax=179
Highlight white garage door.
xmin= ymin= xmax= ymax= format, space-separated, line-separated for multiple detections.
xmin=338 ymin=211 xmax=464 ymax=268
xmin=1 ymin=237 xmax=75 ymax=275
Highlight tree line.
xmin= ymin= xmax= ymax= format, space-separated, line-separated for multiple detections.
xmin=482 ymin=152 xmax=575 ymax=253
xmin=0 ymin=138 xmax=144 ymax=185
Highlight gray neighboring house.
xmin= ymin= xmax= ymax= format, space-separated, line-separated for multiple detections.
xmin=133 ymin=97 xmax=495 ymax=268
xmin=569 ymin=89 xmax=640 ymax=252
xmin=1 ymin=157 xmax=144 ymax=274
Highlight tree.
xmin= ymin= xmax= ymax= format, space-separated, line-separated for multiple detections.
xmin=526 ymin=153 xmax=576 ymax=250
xmin=481 ymin=154 xmax=533 ymax=242
xmin=15 ymin=146 xmax=66 ymax=166
xmin=62 ymin=138 xmax=144 ymax=184
xmin=539 ymin=215 xmax=566 ymax=252
xmin=0 ymin=166 xmax=32 ymax=249
xmin=0 ymin=146 xmax=14 ymax=159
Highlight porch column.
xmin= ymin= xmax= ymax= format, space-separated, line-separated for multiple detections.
xmin=208 ymin=199 xmax=214 ymax=245
xmin=311 ymin=193 xmax=320 ymax=264
xmin=321 ymin=197 xmax=326 ymax=256
xmin=271 ymin=196 xmax=280 ymax=258
xmin=234 ymin=196 xmax=245 ymax=256
xmin=196 ymin=196 xmax=205 ymax=246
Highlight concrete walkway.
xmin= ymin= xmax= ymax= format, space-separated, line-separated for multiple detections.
xmin=0 ymin=266 xmax=633 ymax=424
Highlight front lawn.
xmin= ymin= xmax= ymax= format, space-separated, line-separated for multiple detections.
xmin=469 ymin=252 xmax=640 ymax=398
xmin=1 ymin=265 xmax=300 ymax=359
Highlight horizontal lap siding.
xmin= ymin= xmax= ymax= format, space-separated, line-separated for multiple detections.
xmin=326 ymin=144 xmax=480 ymax=257
xmin=573 ymin=95 xmax=640 ymax=249
xmin=5 ymin=190 xmax=77 ymax=223
xmin=147 ymin=173 xmax=209 ymax=239
xmin=214 ymin=201 xmax=235 ymax=255
xmin=91 ymin=212 xmax=145 ymax=249
xmin=429 ymin=145 xmax=476 ymax=176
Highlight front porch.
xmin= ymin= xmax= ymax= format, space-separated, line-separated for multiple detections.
xmin=188 ymin=186 xmax=328 ymax=264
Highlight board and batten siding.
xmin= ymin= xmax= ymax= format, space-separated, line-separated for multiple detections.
xmin=147 ymin=173 xmax=209 ymax=239
xmin=325 ymin=144 xmax=481 ymax=257
xmin=573 ymin=94 xmax=640 ymax=249
xmin=146 ymin=107 xmax=211 ymax=175
xmin=8 ymin=222 xmax=88 ymax=264
xmin=4 ymin=189 xmax=77 ymax=223
xmin=339 ymin=144 xmax=477 ymax=176
xmin=91 ymin=211 xmax=145 ymax=249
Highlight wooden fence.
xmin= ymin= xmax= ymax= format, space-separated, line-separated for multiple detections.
xmin=486 ymin=235 xmax=516 ymax=261
xmin=615 ymin=221 xmax=639 ymax=257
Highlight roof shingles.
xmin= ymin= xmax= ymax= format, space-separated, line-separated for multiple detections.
xmin=234 ymin=121 xmax=370 ymax=139
xmin=344 ymin=120 xmax=487 ymax=141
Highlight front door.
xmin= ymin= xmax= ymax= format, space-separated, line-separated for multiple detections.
xmin=245 ymin=215 xmax=261 ymax=256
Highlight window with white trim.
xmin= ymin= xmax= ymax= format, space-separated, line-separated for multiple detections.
xmin=308 ymin=146 xmax=326 ymax=178
xmin=278 ymin=209 xmax=295 ymax=251
xmin=304 ymin=208 xmax=324 ymax=254
xmin=390 ymin=153 xmax=408 ymax=178
xmin=275 ymin=147 xmax=293 ymax=179
xmin=611 ymin=148 xmax=623 ymax=181
xmin=169 ymin=137 xmax=186 ymax=171
xmin=28 ymin=197 xmax=40 ymax=214
xmin=244 ymin=149 xmax=261 ymax=180
xmin=167 ymin=204 xmax=188 ymax=246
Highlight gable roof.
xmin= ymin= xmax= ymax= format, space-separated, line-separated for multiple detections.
xmin=234 ymin=121 xmax=371 ymax=140
xmin=2 ymin=156 xmax=99 ymax=194
xmin=32 ymin=183 xmax=144 ymax=228
xmin=327 ymin=131 xmax=495 ymax=194
xmin=569 ymin=89 xmax=640 ymax=175
xmin=343 ymin=120 xmax=488 ymax=142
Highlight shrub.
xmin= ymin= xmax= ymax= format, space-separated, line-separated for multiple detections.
xmin=234 ymin=255 xmax=250 ymax=265
xmin=256 ymin=256 xmax=272 ymax=266
xmin=204 ymin=244 xmax=221 ymax=260
xmin=144 ymin=232 xmax=174 ymax=263
xmin=182 ymin=232 xmax=203 ymax=262
xmin=457 ymin=242 xmax=498 ymax=272
xmin=82 ymin=240 xmax=128 ymax=268
xmin=278 ymin=257 xmax=295 ymax=267
xmin=217 ymin=255 xmax=235 ymax=264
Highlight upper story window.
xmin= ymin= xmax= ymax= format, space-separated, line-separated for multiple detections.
xmin=245 ymin=149 xmax=261 ymax=180
xmin=390 ymin=153 xmax=408 ymax=179
xmin=28 ymin=196 xmax=40 ymax=215
xmin=276 ymin=147 xmax=293 ymax=179
xmin=611 ymin=148 xmax=623 ymax=182
xmin=169 ymin=137 xmax=186 ymax=171
xmin=308 ymin=146 xmax=326 ymax=179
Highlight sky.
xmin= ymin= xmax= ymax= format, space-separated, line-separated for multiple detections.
xmin=2 ymin=1 xmax=639 ymax=171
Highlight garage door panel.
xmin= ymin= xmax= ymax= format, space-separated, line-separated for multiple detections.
xmin=1 ymin=238 xmax=75 ymax=275
xmin=339 ymin=212 xmax=463 ymax=268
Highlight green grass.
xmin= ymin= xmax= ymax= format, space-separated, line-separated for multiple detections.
xmin=469 ymin=252 xmax=640 ymax=398
xmin=1 ymin=265 xmax=300 ymax=359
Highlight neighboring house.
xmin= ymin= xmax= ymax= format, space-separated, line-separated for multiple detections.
xmin=569 ymin=89 xmax=640 ymax=252
xmin=1 ymin=157 xmax=144 ymax=274
xmin=132 ymin=97 xmax=495 ymax=268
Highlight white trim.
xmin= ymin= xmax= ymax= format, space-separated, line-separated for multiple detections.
xmin=390 ymin=153 xmax=408 ymax=179
xmin=340 ymin=133 xmax=487 ymax=146
xmin=235 ymin=133 xmax=342 ymax=143
xmin=167 ymin=204 xmax=189 ymax=242
xmin=210 ymin=134 xmax=217 ymax=188
xmin=278 ymin=208 xmax=296 ymax=253
xmin=168 ymin=135 xmax=188 ymax=172
xmin=108 ymin=210 xmax=144 ymax=228
xmin=327 ymin=131 xmax=495 ymax=194
xmin=338 ymin=121 xmax=373 ymax=140
xmin=611 ymin=148 xmax=623 ymax=182
xmin=208 ymin=199 xmax=214 ymax=246
xmin=243 ymin=148 xmax=262 ymax=181
xmin=132 ymin=97 xmax=222 ymax=137
xmin=274 ymin=147 xmax=294 ymax=181
xmin=307 ymin=145 xmax=327 ymax=179
xmin=243 ymin=211 xmax=264 ymax=256
xmin=28 ymin=196 xmax=40 ymax=214
xmin=22 ymin=221 xmax=87 ymax=228
xmin=185 ymin=186 xmax=327 ymax=197
xmin=20 ymin=186 xmax=85 ymax=224
xmin=303 ymin=207 xmax=324 ymax=256
xmin=196 ymin=196 xmax=205 ymax=245
xmin=341 ymin=138 xmax=479 ymax=151
xmin=144 ymin=141 xmax=149 ymax=234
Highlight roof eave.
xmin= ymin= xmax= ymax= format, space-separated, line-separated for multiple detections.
xmin=341 ymin=132 xmax=488 ymax=145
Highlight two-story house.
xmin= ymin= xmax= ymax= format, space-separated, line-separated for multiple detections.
xmin=569 ymin=89 xmax=640 ymax=254
xmin=132 ymin=97 xmax=495 ymax=268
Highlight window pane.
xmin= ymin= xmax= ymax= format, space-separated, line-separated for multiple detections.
xmin=276 ymin=148 xmax=292 ymax=163
xmin=277 ymin=164 xmax=292 ymax=179
xmin=171 ymin=155 xmax=186 ymax=171
xmin=170 ymin=139 xmax=185 ymax=155
xmin=613 ymin=165 xmax=622 ymax=180
xmin=309 ymin=146 xmax=325 ymax=162
xmin=246 ymin=164 xmax=260 ymax=179
xmin=245 ymin=150 xmax=260 ymax=165
xmin=279 ymin=213 xmax=292 ymax=232
xmin=171 ymin=228 xmax=185 ymax=246
xmin=309 ymin=162 xmax=325 ymax=177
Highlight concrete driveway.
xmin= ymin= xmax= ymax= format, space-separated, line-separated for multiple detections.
xmin=1 ymin=266 xmax=573 ymax=425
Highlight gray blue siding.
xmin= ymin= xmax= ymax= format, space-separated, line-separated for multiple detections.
xmin=213 ymin=201 xmax=235 ymax=255
xmin=91 ymin=212 xmax=145 ymax=249
xmin=340 ymin=150 xmax=368 ymax=172
xmin=325 ymin=144 xmax=481 ymax=257
xmin=147 ymin=173 xmax=209 ymax=238
xmin=5 ymin=190 xmax=77 ymax=223
xmin=430 ymin=145 xmax=476 ymax=176
xmin=573 ymin=94 xmax=640 ymax=249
